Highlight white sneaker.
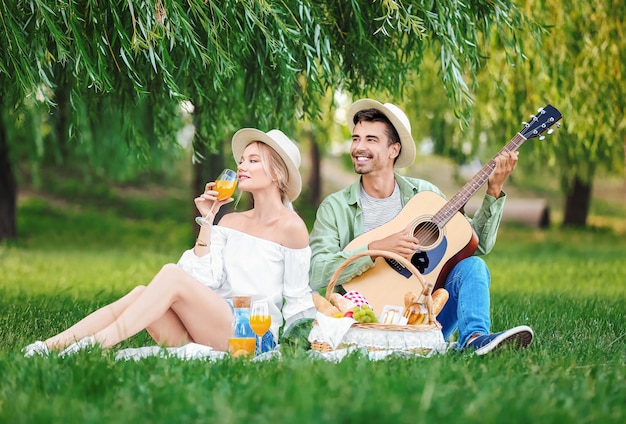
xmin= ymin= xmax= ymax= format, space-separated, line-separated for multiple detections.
xmin=23 ymin=341 xmax=50 ymax=358
xmin=59 ymin=336 xmax=97 ymax=357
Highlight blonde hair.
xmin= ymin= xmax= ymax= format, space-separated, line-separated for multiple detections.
xmin=250 ymin=141 xmax=293 ymax=209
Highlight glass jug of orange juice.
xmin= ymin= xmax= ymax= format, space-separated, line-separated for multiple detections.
xmin=228 ymin=296 xmax=256 ymax=357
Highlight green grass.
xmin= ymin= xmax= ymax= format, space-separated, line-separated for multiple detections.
xmin=1 ymin=193 xmax=625 ymax=423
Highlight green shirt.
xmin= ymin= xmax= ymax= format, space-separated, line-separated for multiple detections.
xmin=309 ymin=173 xmax=506 ymax=291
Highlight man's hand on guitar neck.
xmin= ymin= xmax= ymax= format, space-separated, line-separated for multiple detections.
xmin=486 ymin=151 xmax=519 ymax=199
xmin=367 ymin=225 xmax=419 ymax=260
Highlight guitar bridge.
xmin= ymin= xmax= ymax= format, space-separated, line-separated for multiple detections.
xmin=384 ymin=258 xmax=412 ymax=279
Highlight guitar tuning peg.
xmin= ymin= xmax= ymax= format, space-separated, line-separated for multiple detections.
xmin=522 ymin=121 xmax=528 ymax=126
xmin=557 ymin=123 xmax=561 ymax=128
xmin=539 ymin=135 xmax=546 ymax=140
xmin=530 ymin=114 xmax=536 ymax=119
xmin=538 ymin=107 xmax=544 ymax=113
xmin=547 ymin=129 xmax=554 ymax=135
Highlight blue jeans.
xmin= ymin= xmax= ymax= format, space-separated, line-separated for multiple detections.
xmin=436 ymin=256 xmax=491 ymax=347
xmin=257 ymin=330 xmax=277 ymax=354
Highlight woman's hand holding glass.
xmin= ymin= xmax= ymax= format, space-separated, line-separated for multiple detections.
xmin=250 ymin=301 xmax=271 ymax=355
xmin=195 ymin=169 xmax=237 ymax=226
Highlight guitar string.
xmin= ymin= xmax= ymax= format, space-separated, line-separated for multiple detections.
xmin=411 ymin=220 xmax=440 ymax=249
xmin=407 ymin=149 xmax=505 ymax=248
xmin=403 ymin=112 xmax=557 ymax=254
xmin=409 ymin=136 xmax=521 ymax=246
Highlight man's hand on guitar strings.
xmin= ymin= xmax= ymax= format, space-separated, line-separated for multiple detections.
xmin=367 ymin=225 xmax=420 ymax=260
xmin=486 ymin=151 xmax=519 ymax=199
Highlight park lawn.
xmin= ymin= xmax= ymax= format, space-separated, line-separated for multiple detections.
xmin=0 ymin=196 xmax=624 ymax=423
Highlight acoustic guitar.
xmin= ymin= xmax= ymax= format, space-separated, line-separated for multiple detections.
xmin=342 ymin=105 xmax=562 ymax=313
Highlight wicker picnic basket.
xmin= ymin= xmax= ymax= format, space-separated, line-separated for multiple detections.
xmin=309 ymin=250 xmax=446 ymax=355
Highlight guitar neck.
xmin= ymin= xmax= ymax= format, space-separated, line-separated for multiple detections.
xmin=433 ymin=132 xmax=528 ymax=226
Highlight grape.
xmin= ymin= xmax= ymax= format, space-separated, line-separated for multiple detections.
xmin=351 ymin=305 xmax=378 ymax=323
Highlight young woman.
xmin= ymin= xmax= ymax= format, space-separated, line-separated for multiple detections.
xmin=23 ymin=128 xmax=315 ymax=357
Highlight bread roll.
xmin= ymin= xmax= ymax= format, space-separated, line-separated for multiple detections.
xmin=432 ymin=288 xmax=449 ymax=315
xmin=404 ymin=291 xmax=420 ymax=308
xmin=329 ymin=293 xmax=357 ymax=313
xmin=312 ymin=293 xmax=341 ymax=316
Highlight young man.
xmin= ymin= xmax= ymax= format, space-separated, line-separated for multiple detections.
xmin=309 ymin=98 xmax=533 ymax=355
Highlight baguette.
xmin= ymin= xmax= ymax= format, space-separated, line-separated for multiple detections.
xmin=312 ymin=293 xmax=341 ymax=316
xmin=432 ymin=288 xmax=449 ymax=315
xmin=329 ymin=293 xmax=357 ymax=313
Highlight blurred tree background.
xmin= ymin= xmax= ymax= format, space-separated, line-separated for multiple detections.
xmin=1 ymin=0 xmax=624 ymax=242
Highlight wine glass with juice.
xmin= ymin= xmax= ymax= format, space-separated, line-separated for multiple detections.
xmin=195 ymin=169 xmax=237 ymax=226
xmin=250 ymin=301 xmax=271 ymax=355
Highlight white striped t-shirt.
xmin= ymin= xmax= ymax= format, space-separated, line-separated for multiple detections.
xmin=360 ymin=182 xmax=403 ymax=233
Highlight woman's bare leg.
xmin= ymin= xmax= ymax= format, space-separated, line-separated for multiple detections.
xmin=44 ymin=286 xmax=146 ymax=350
xmin=146 ymin=308 xmax=194 ymax=346
xmin=92 ymin=264 xmax=233 ymax=350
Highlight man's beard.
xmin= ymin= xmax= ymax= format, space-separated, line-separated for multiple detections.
xmin=352 ymin=154 xmax=373 ymax=175
xmin=353 ymin=162 xmax=371 ymax=175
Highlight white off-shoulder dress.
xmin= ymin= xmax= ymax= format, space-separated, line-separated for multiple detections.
xmin=177 ymin=225 xmax=315 ymax=340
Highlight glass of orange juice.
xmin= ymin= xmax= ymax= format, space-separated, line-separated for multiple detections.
xmin=250 ymin=301 xmax=271 ymax=355
xmin=195 ymin=169 xmax=237 ymax=226
xmin=213 ymin=168 xmax=237 ymax=200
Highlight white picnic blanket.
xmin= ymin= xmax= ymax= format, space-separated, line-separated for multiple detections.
xmin=115 ymin=343 xmax=226 ymax=361
xmin=114 ymin=343 xmax=446 ymax=363
xmin=115 ymin=343 xmax=281 ymax=362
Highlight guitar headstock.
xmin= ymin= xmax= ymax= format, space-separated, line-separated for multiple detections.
xmin=520 ymin=104 xmax=562 ymax=140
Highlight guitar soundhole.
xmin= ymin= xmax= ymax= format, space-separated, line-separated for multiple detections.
xmin=412 ymin=220 xmax=441 ymax=249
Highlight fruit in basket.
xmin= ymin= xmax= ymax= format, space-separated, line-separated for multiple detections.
xmin=351 ymin=305 xmax=378 ymax=323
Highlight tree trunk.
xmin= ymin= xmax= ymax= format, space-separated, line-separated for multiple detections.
xmin=190 ymin=104 xmax=227 ymax=239
xmin=562 ymin=176 xmax=592 ymax=227
xmin=192 ymin=152 xmax=226 ymax=221
xmin=0 ymin=115 xmax=17 ymax=242
xmin=307 ymin=130 xmax=321 ymax=205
